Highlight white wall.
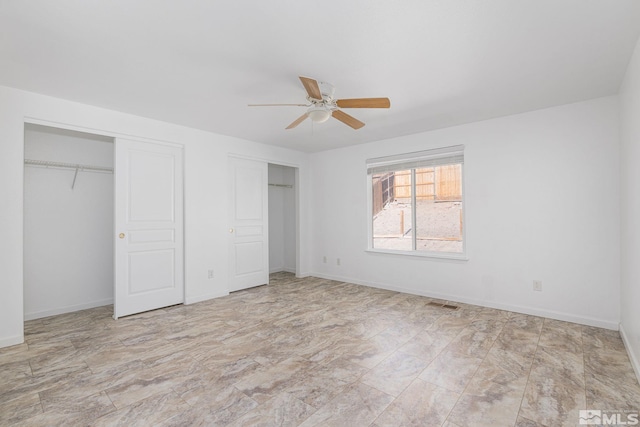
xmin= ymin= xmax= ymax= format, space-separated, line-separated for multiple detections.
xmin=24 ymin=125 xmax=114 ymax=319
xmin=0 ymin=85 xmax=310 ymax=348
xmin=310 ymin=96 xmax=621 ymax=329
xmin=268 ymin=164 xmax=296 ymax=273
xmin=619 ymin=36 xmax=640 ymax=380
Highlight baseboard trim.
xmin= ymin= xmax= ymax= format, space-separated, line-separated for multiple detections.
xmin=310 ymin=272 xmax=619 ymax=330
xmin=0 ymin=335 xmax=24 ymax=349
xmin=24 ymin=298 xmax=114 ymax=321
xmin=185 ymin=290 xmax=228 ymax=305
xmin=620 ymin=323 xmax=640 ymax=384
xmin=270 ymin=267 xmax=297 ymax=274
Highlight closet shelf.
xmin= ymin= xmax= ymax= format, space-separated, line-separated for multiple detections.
xmin=268 ymin=183 xmax=293 ymax=188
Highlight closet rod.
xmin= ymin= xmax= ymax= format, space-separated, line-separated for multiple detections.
xmin=24 ymin=159 xmax=113 ymax=173
xmin=268 ymin=183 xmax=293 ymax=188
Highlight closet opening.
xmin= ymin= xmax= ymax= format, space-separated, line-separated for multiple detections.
xmin=23 ymin=123 xmax=115 ymax=321
xmin=267 ymin=163 xmax=297 ymax=277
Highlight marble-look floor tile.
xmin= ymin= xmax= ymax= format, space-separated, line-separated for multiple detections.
xmin=28 ymin=346 xmax=89 ymax=376
xmin=445 ymin=327 xmax=502 ymax=358
xmin=419 ymin=348 xmax=483 ymax=393
xmin=159 ymin=393 xmax=258 ymax=427
xmin=298 ymin=382 xmax=394 ymax=427
xmin=473 ymin=307 xmax=511 ymax=322
xmin=585 ymin=370 xmax=640 ymax=411
xmin=83 ymin=343 xmax=150 ymax=374
xmin=286 ymin=359 xmax=368 ymax=408
xmin=361 ymin=351 xmax=430 ymax=397
xmin=538 ymin=319 xmax=582 ymax=353
xmin=205 ymin=356 xmax=263 ymax=388
xmin=506 ymin=313 xmax=545 ymax=333
xmin=38 ymin=360 xmax=148 ymax=404
xmin=582 ymin=325 xmax=627 ymax=352
xmin=515 ymin=416 xmax=546 ymax=427
xmin=372 ymin=378 xmax=459 ymax=427
xmin=285 ymin=373 xmax=350 ymax=409
xmin=472 ymin=347 xmax=532 ymax=388
xmin=0 ymin=393 xmax=42 ymax=426
xmin=583 ymin=350 xmax=638 ymax=384
xmin=369 ymin=327 xmax=417 ymax=352
xmin=197 ymin=341 xmax=266 ymax=367
xmin=5 ymin=273 xmax=640 ymax=427
xmin=519 ymin=370 xmax=586 ymax=427
xmin=316 ymin=356 xmax=369 ymax=383
xmin=104 ymin=361 xmax=206 ymax=409
xmin=0 ymin=342 xmax=29 ymax=358
xmin=226 ymin=392 xmax=317 ymax=427
xmin=532 ymin=346 xmax=585 ymax=386
xmin=177 ymin=381 xmax=256 ymax=412
xmin=447 ymin=379 xmax=525 ymax=427
xmin=20 ymin=391 xmax=115 ymax=427
xmin=493 ymin=325 xmax=540 ymax=357
xmin=0 ymin=360 xmax=32 ymax=385
xmin=0 ymin=365 xmax=93 ymax=406
xmin=427 ymin=315 xmax=473 ymax=335
xmin=397 ymin=329 xmax=452 ymax=363
xmin=234 ymin=356 xmax=316 ymax=403
xmin=40 ymin=389 xmax=115 ymax=414
xmin=92 ymin=390 xmax=189 ymax=427
xmin=339 ymin=338 xmax=396 ymax=369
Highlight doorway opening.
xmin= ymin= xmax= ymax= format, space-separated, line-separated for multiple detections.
xmin=23 ymin=123 xmax=114 ymax=321
xmin=268 ymin=163 xmax=297 ymax=276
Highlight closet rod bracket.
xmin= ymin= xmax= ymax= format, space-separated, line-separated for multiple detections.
xmin=71 ymin=167 xmax=79 ymax=190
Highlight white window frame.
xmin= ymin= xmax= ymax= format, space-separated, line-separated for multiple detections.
xmin=366 ymin=145 xmax=468 ymax=260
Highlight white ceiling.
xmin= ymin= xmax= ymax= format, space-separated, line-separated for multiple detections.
xmin=2 ymin=1 xmax=640 ymax=152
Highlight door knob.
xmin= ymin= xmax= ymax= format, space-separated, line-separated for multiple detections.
xmin=119 ymin=233 xmax=125 ymax=239
xmin=229 ymin=228 xmax=234 ymax=233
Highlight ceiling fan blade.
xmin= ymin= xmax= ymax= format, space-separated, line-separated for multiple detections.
xmin=248 ymin=103 xmax=309 ymax=107
xmin=335 ymin=98 xmax=391 ymax=108
xmin=332 ymin=110 xmax=365 ymax=129
xmin=285 ymin=113 xmax=309 ymax=130
xmin=299 ymin=76 xmax=323 ymax=100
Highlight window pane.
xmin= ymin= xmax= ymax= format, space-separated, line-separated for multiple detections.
xmin=415 ymin=164 xmax=463 ymax=253
xmin=372 ymin=170 xmax=412 ymax=251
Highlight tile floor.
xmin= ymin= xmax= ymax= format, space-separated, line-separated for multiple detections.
xmin=1 ymin=272 xmax=639 ymax=426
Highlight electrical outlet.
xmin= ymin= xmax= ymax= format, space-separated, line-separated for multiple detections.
xmin=533 ymin=280 xmax=542 ymax=292
xmin=323 ymin=256 xmax=327 ymax=263
xmin=337 ymin=258 xmax=341 ymax=266
xmin=208 ymin=269 xmax=214 ymax=279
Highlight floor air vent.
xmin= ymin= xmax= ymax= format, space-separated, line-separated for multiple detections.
xmin=427 ymin=301 xmax=459 ymax=310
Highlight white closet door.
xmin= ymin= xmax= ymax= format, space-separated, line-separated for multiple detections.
xmin=228 ymin=157 xmax=269 ymax=292
xmin=114 ymin=138 xmax=184 ymax=318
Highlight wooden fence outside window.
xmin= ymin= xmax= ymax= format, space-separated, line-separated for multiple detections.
xmin=372 ymin=164 xmax=462 ymax=216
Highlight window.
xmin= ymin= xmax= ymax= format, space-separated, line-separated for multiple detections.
xmin=367 ymin=145 xmax=465 ymax=258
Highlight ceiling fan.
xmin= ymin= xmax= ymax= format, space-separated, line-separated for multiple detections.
xmin=249 ymin=76 xmax=390 ymax=130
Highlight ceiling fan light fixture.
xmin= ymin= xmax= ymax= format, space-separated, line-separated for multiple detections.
xmin=307 ymin=106 xmax=332 ymax=123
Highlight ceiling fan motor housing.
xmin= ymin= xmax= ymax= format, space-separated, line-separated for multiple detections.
xmin=306 ymin=81 xmax=336 ymax=122
xmin=317 ymin=81 xmax=335 ymax=102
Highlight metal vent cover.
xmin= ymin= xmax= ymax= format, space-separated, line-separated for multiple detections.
xmin=427 ymin=301 xmax=459 ymax=310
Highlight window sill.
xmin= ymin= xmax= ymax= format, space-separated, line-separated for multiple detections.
xmin=365 ymin=248 xmax=469 ymax=261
